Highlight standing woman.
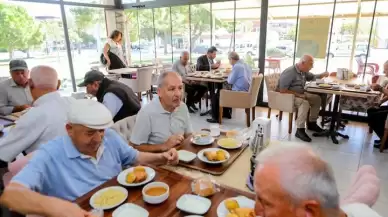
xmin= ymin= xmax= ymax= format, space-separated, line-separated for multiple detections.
xmin=103 ymin=30 xmax=127 ymax=70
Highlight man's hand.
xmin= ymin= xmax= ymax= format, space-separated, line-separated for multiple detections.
xmin=321 ymin=71 xmax=330 ymax=78
xmin=296 ymin=94 xmax=306 ymax=99
xmin=164 ymin=134 xmax=184 ymax=151
xmin=46 ymin=198 xmax=94 ymax=217
xmin=161 ymin=148 xmax=179 ymax=165
xmin=13 ymin=104 xmax=31 ymax=113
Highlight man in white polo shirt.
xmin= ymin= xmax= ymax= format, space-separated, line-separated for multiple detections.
xmin=130 ymin=72 xmax=193 ymax=153
xmin=1 ymin=99 xmax=178 ymax=217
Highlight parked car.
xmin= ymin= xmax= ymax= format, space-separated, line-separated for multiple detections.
xmin=12 ymin=50 xmax=27 ymax=59
xmin=328 ymin=43 xmax=370 ymax=58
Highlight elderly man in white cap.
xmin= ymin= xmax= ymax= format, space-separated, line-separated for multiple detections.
xmin=1 ymin=99 xmax=178 ymax=217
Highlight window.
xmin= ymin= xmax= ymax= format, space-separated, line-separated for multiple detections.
xmin=63 ymin=0 xmax=114 ymax=5
xmin=154 ymin=7 xmax=173 ymax=64
xmin=0 ymin=1 xmax=73 ymax=95
xmin=298 ymin=0 xmax=334 ymax=74
xmin=171 ymin=6 xmax=190 ymax=63
xmin=125 ymin=10 xmax=140 ymax=64
xmin=65 ymin=5 xmax=107 ymax=93
xmin=190 ymin=3 xmax=211 ymax=63
xmin=138 ymin=9 xmax=155 ymax=64
xmin=212 ymin=1 xmax=235 ymax=64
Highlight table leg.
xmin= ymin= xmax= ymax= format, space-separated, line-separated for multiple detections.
xmin=313 ymin=94 xmax=349 ymax=144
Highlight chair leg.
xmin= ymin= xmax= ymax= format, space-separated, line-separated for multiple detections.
xmin=295 ymin=110 xmax=298 ymax=120
xmin=137 ymin=92 xmax=142 ymax=101
xmin=369 ymin=126 xmax=373 ymax=134
xmin=380 ymin=129 xmax=388 ymax=152
xmin=288 ymin=113 xmax=293 ymax=134
xmin=245 ymin=108 xmax=251 ymax=127
xmin=219 ymin=106 xmax=223 ymax=124
xmin=252 ymin=107 xmax=256 ymax=121
xmin=205 ymin=93 xmax=209 ymax=108
xmin=279 ymin=111 xmax=283 ymax=121
xmin=267 ymin=108 xmax=272 ymax=118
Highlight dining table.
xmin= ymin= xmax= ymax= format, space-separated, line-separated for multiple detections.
xmin=75 ymin=166 xmax=255 ymax=217
xmin=306 ymin=75 xmax=380 ymax=144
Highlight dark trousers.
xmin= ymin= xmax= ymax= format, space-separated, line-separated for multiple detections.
xmin=367 ymin=106 xmax=388 ymax=139
xmin=185 ymin=84 xmax=207 ymax=106
xmin=211 ymin=89 xmax=232 ymax=120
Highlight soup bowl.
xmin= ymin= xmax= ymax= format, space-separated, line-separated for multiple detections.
xmin=142 ymin=182 xmax=170 ymax=204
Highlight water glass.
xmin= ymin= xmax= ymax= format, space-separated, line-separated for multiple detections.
xmin=209 ymin=124 xmax=220 ymax=137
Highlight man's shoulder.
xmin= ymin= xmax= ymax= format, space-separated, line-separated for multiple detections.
xmin=137 ymin=100 xmax=157 ymax=116
xmin=38 ymin=136 xmax=67 ymax=156
xmin=280 ymin=66 xmax=297 ymax=77
xmin=0 ymin=78 xmax=12 ymax=89
xmin=341 ymin=203 xmax=382 ymax=217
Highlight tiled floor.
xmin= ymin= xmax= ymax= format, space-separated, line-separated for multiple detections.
xmin=189 ymin=106 xmax=388 ymax=216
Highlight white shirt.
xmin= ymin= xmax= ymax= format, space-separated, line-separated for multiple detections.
xmin=342 ymin=203 xmax=382 ymax=217
xmin=102 ymin=92 xmax=123 ymax=117
xmin=0 ymin=92 xmax=75 ymax=162
xmin=0 ymin=78 xmax=33 ymax=115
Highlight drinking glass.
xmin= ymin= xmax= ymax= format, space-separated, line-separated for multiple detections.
xmin=209 ymin=124 xmax=220 ymax=137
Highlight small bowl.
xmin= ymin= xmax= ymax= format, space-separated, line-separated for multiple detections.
xmin=142 ymin=182 xmax=169 ymax=204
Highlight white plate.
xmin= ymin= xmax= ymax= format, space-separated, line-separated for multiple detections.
xmin=117 ymin=166 xmax=155 ymax=187
xmin=191 ymin=137 xmax=215 ymax=146
xmin=197 ymin=148 xmax=230 ymax=164
xmin=89 ymin=186 xmax=128 ymax=210
xmin=112 ymin=203 xmax=149 ymax=217
xmin=176 ymin=194 xmax=211 ymax=215
xmin=178 ymin=150 xmax=197 ymax=163
xmin=217 ymin=138 xmax=243 ymax=150
xmin=216 ymin=196 xmax=255 ymax=217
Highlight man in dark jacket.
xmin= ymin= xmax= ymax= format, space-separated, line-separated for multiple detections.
xmin=196 ymin=46 xmax=221 ymax=71
xmin=78 ymin=70 xmax=141 ymax=122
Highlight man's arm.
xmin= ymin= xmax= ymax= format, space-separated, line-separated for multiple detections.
xmin=227 ymin=65 xmax=241 ymax=85
xmin=0 ymin=85 xmax=13 ymax=115
xmin=1 ymin=183 xmax=91 ymax=217
xmin=0 ymin=111 xmax=46 ymax=162
xmin=278 ymin=70 xmax=304 ymax=98
xmin=102 ymin=92 xmax=123 ymax=117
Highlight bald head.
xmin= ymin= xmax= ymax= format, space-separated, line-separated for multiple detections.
xmin=30 ymin=65 xmax=59 ymax=89
xmin=297 ymin=54 xmax=314 ymax=72
xmin=254 ymin=143 xmax=340 ymax=217
xmin=180 ymin=51 xmax=190 ymax=65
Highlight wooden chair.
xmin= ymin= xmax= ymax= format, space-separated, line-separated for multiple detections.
xmin=219 ymin=74 xmax=263 ymax=127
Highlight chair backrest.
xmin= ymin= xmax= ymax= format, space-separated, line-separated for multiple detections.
xmin=111 ymin=115 xmax=137 ymax=142
xmin=252 ymin=68 xmax=260 ymax=75
xmin=134 ymin=67 xmax=154 ymax=92
xmin=248 ymin=74 xmax=263 ymax=106
xmin=264 ymin=73 xmax=281 ymax=92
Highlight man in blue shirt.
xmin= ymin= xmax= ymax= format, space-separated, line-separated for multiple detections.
xmin=1 ymin=99 xmax=178 ymax=217
xmin=207 ymin=52 xmax=252 ymax=123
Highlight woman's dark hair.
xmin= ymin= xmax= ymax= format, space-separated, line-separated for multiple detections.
xmin=109 ymin=30 xmax=122 ymax=40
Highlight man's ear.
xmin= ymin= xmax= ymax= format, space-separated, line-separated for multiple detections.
xmin=57 ymin=79 xmax=61 ymax=90
xmin=29 ymin=79 xmax=34 ymax=89
xmin=303 ymin=200 xmax=320 ymax=217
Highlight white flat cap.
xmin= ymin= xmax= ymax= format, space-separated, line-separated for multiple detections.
xmin=68 ymin=99 xmax=113 ymax=129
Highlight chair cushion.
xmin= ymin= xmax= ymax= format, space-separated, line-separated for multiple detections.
xmin=111 ymin=115 xmax=137 ymax=142
xmin=264 ymin=73 xmax=281 ymax=92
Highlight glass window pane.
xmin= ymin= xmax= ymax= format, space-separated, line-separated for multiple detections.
xmin=66 ymin=6 xmax=107 ymax=93
xmin=138 ymin=9 xmax=155 ymax=64
xmin=0 ymin=1 xmax=74 ymax=95
xmin=298 ymin=0 xmax=334 ymax=74
xmin=63 ymin=0 xmax=114 ymax=5
xmin=154 ymin=7 xmax=172 ymax=64
xmin=125 ymin=10 xmax=140 ymax=65
xmin=190 ymin=3 xmax=211 ymax=64
xmin=171 ymin=6 xmax=190 ymax=63
xmin=122 ymin=0 xmax=136 ymax=3
xmin=212 ymin=2 xmax=235 ymax=64
xmin=328 ymin=1 xmax=375 ymax=78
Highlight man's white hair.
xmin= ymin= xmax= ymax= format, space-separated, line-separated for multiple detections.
xmin=256 ymin=143 xmax=340 ymax=211
xmin=30 ymin=65 xmax=58 ymax=89
xmin=157 ymin=71 xmax=181 ymax=88
xmin=180 ymin=51 xmax=189 ymax=57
